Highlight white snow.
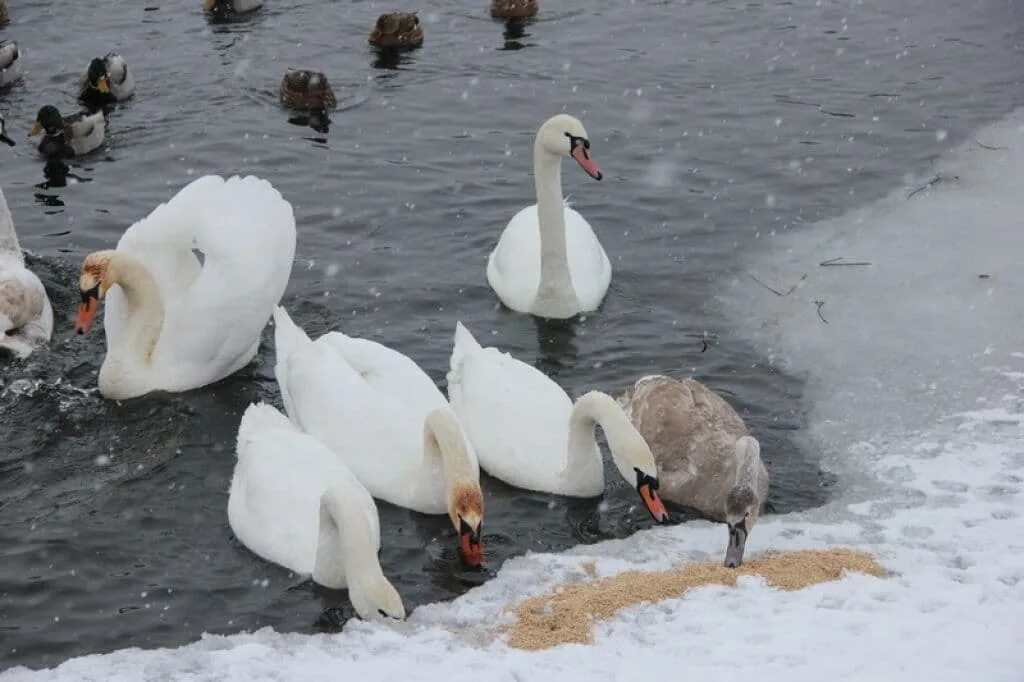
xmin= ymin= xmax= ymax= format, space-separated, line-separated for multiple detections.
xmin=5 ymin=113 xmax=1024 ymax=681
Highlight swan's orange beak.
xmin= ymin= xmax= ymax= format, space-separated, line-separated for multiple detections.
xmin=459 ymin=518 xmax=484 ymax=568
xmin=75 ymin=296 xmax=99 ymax=335
xmin=639 ymin=482 xmax=670 ymax=524
xmin=571 ymin=143 xmax=603 ymax=181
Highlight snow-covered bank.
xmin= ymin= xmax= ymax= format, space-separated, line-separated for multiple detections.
xmin=5 ymin=114 xmax=1024 ymax=681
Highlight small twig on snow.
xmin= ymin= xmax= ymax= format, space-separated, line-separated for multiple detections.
xmin=814 ymin=300 xmax=830 ymax=324
xmin=975 ymin=139 xmax=1006 ymax=151
xmin=820 ymin=257 xmax=872 ymax=267
xmin=748 ymin=272 xmax=806 ymax=297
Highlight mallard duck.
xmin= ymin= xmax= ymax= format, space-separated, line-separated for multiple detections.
xmin=203 ymin=0 xmax=263 ymax=19
xmin=491 ymin=0 xmax=538 ymax=18
xmin=368 ymin=12 xmax=423 ymax=48
xmin=0 ymin=40 xmax=22 ymax=89
xmin=29 ymin=106 xmax=105 ymax=158
xmin=279 ymin=69 xmax=336 ymax=111
xmin=0 ymin=2 xmax=9 ymax=28
xmin=78 ymin=53 xmax=135 ymax=107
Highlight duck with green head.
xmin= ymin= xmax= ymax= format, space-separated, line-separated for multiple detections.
xmin=29 ymin=105 xmax=105 ymax=158
xmin=79 ymin=53 xmax=135 ymax=107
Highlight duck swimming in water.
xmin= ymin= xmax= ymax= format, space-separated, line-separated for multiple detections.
xmin=78 ymin=53 xmax=135 ymax=108
xmin=369 ymin=12 xmax=423 ymax=48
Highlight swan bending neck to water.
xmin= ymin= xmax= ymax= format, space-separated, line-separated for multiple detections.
xmin=73 ymin=175 xmax=295 ymax=399
xmin=619 ymin=375 xmax=770 ymax=567
xmin=487 ymin=114 xmax=610 ymax=319
xmin=229 ymin=403 xmax=405 ymax=622
xmin=448 ymin=322 xmax=669 ymax=522
xmin=272 ymin=306 xmax=486 ymax=567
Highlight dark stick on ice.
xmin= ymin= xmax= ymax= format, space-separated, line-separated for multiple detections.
xmin=820 ymin=257 xmax=872 ymax=267
xmin=974 ymin=139 xmax=1006 ymax=151
xmin=748 ymin=272 xmax=806 ymax=297
xmin=907 ymin=174 xmax=958 ymax=199
xmin=814 ymin=300 xmax=829 ymax=324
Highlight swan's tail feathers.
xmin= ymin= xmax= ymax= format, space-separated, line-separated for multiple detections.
xmin=272 ymin=305 xmax=311 ymax=360
xmin=237 ymin=402 xmax=297 ymax=454
xmin=449 ymin=321 xmax=482 ymax=383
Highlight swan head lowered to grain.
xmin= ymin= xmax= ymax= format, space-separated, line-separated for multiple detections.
xmin=536 ymin=114 xmax=602 ymax=181
xmin=424 ymin=409 xmax=486 ymax=566
xmin=723 ymin=436 xmax=764 ymax=568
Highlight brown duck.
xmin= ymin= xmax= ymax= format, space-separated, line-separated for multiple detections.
xmin=279 ymin=69 xmax=336 ymax=111
xmin=490 ymin=0 xmax=538 ymax=18
xmin=368 ymin=12 xmax=423 ymax=48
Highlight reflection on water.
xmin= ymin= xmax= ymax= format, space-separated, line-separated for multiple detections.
xmin=287 ymin=110 xmax=331 ymax=134
xmin=372 ymin=46 xmax=417 ymax=71
xmin=500 ymin=18 xmax=534 ymax=51
xmin=533 ymin=314 xmax=579 ymax=378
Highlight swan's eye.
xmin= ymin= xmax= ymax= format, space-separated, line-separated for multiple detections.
xmin=378 ymin=609 xmax=388 ymax=618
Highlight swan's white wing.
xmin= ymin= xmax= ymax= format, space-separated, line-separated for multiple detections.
xmin=449 ymin=330 xmax=574 ymax=493
xmin=229 ymin=403 xmax=378 ymax=581
xmin=278 ymin=333 xmax=449 ymax=513
xmin=114 ymin=176 xmax=296 ymax=390
xmin=487 ymin=205 xmax=541 ymax=313
xmin=564 ymin=207 xmax=612 ymax=312
xmin=486 ymin=205 xmax=611 ymax=314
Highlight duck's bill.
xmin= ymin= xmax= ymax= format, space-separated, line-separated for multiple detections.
xmin=0 ymin=133 xmax=14 ymax=146
xmin=638 ymin=483 xmax=670 ymax=524
xmin=28 ymin=122 xmax=43 ymax=136
xmin=75 ymin=298 xmax=98 ymax=335
xmin=459 ymin=528 xmax=484 ymax=568
xmin=97 ymin=77 xmax=111 ymax=94
xmin=571 ymin=145 xmax=603 ymax=181
xmin=724 ymin=522 xmax=748 ymax=568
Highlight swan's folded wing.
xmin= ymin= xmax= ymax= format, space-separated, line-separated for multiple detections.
xmin=487 ymin=205 xmax=542 ymax=312
xmin=565 ymin=207 xmax=611 ymax=311
xmin=451 ymin=343 xmax=573 ymax=490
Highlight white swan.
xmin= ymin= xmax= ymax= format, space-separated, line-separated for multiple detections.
xmin=273 ymin=306 xmax=486 ymax=567
xmin=487 ymin=114 xmax=610 ymax=319
xmin=74 ymin=175 xmax=295 ymax=399
xmin=448 ymin=322 xmax=669 ymax=522
xmin=0 ymin=186 xmax=53 ymax=358
xmin=619 ymin=376 xmax=770 ymax=567
xmin=229 ymin=402 xmax=405 ymax=621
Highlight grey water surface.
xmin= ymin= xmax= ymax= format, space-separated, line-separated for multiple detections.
xmin=1 ymin=0 xmax=1021 ymax=671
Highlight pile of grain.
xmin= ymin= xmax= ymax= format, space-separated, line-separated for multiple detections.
xmin=508 ymin=549 xmax=884 ymax=651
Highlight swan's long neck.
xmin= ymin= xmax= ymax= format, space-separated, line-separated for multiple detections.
xmin=108 ymin=252 xmax=164 ymax=364
xmin=0 ymin=188 xmax=22 ymax=260
xmin=566 ymin=391 xmax=645 ymax=486
xmin=313 ymin=487 xmax=385 ymax=595
xmin=423 ymin=409 xmax=478 ymax=495
xmin=533 ymin=138 xmax=576 ymax=313
xmin=734 ymin=436 xmax=763 ymax=491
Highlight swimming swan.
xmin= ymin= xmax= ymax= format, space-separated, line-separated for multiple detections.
xmin=448 ymin=322 xmax=669 ymax=522
xmin=73 ymin=175 xmax=295 ymax=399
xmin=619 ymin=375 xmax=769 ymax=567
xmin=229 ymin=402 xmax=405 ymax=622
xmin=273 ymin=306 xmax=486 ymax=567
xmin=486 ymin=114 xmax=609 ymax=319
